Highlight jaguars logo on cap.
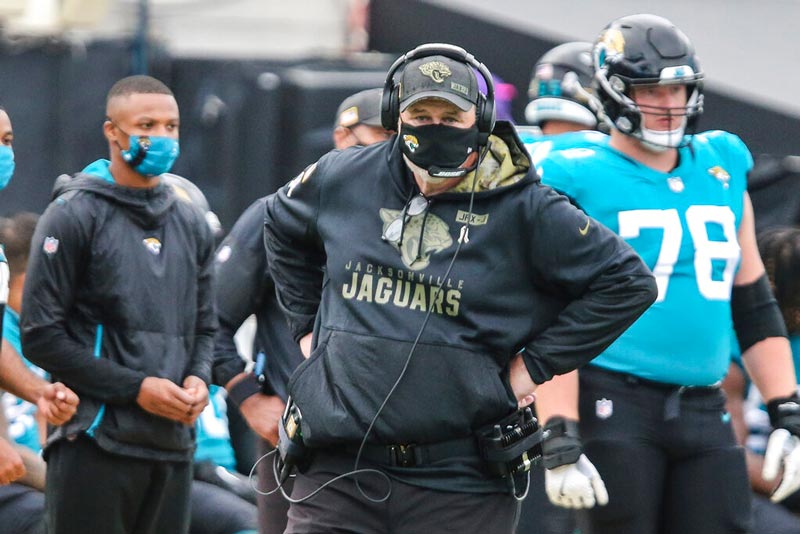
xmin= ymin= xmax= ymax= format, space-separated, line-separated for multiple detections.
xmin=419 ymin=61 xmax=452 ymax=83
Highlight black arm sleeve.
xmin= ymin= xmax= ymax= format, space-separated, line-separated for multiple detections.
xmin=263 ymin=164 xmax=327 ymax=342
xmin=212 ymin=199 xmax=271 ymax=387
xmin=20 ymin=200 xmax=147 ymax=403
xmin=522 ymin=186 xmax=658 ymax=384
xmin=186 ymin=215 xmax=218 ymax=384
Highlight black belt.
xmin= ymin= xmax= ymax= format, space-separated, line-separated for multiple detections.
xmin=344 ymin=437 xmax=480 ymax=468
xmin=584 ymin=366 xmax=721 ymax=421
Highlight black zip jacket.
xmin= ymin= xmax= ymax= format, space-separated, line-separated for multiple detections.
xmin=212 ymin=197 xmax=304 ymax=398
xmin=264 ymin=123 xmax=657 ymax=491
xmin=21 ymin=175 xmax=217 ymax=461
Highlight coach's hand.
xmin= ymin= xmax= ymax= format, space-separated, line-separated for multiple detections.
xmin=509 ymin=352 xmax=537 ymax=408
xmin=764 ymin=394 xmax=800 ymax=502
xmin=542 ymin=416 xmax=608 ymax=509
xmin=299 ymin=333 xmax=313 ymax=359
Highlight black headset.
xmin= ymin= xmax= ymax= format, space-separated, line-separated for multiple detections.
xmin=380 ymin=43 xmax=496 ymax=146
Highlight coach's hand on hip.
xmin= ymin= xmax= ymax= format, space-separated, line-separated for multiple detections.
xmin=509 ymin=352 xmax=537 ymax=408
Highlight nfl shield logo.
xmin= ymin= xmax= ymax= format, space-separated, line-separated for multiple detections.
xmin=667 ymin=177 xmax=685 ymax=193
xmin=596 ymin=398 xmax=613 ymax=419
xmin=43 ymin=236 xmax=59 ymax=255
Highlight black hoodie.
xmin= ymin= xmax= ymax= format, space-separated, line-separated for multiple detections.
xmin=264 ymin=123 xmax=657 ymax=491
xmin=21 ymin=174 xmax=217 ymax=461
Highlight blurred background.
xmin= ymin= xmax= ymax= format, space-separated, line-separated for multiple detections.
xmin=1 ymin=0 xmax=799 ymax=229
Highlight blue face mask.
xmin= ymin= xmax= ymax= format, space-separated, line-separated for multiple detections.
xmin=0 ymin=145 xmax=15 ymax=190
xmin=120 ymin=135 xmax=180 ymax=177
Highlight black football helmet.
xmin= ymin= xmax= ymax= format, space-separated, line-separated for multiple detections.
xmin=525 ymin=41 xmax=599 ymax=129
xmin=592 ymin=14 xmax=704 ymax=148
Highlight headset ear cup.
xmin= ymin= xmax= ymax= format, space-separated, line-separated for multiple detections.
xmin=484 ymin=96 xmax=496 ymax=136
xmin=381 ymin=84 xmax=399 ymax=130
xmin=390 ymin=85 xmax=401 ymax=129
xmin=475 ymin=94 xmax=485 ymax=133
xmin=475 ymin=93 xmax=495 ymax=146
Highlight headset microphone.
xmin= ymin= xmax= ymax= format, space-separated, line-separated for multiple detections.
xmin=427 ymin=165 xmax=471 ymax=178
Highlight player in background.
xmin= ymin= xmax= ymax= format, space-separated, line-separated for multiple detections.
xmin=534 ymin=14 xmax=800 ymax=534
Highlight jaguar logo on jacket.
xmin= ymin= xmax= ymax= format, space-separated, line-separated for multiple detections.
xmin=379 ymin=208 xmax=453 ymax=270
xmin=143 ymin=237 xmax=162 ymax=255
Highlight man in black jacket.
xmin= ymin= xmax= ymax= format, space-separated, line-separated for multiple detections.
xmin=263 ymin=43 xmax=658 ymax=534
xmin=20 ymin=75 xmax=217 ymax=534
xmin=215 ymin=86 xmax=391 ymax=534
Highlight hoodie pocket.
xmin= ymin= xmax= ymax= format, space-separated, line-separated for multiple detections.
xmin=288 ymin=329 xmax=517 ymax=447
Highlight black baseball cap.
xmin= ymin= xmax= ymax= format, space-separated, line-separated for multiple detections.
xmin=398 ymin=55 xmax=479 ymax=112
xmin=335 ymin=88 xmax=383 ymax=128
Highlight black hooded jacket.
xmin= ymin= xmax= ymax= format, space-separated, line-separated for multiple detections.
xmin=264 ymin=123 xmax=657 ymax=492
xmin=212 ymin=197 xmax=304 ymax=398
xmin=21 ymin=174 xmax=217 ymax=461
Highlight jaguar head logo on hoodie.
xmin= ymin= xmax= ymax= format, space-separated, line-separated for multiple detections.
xmin=379 ymin=208 xmax=453 ymax=270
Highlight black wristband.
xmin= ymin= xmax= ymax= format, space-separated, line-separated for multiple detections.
xmin=227 ymin=374 xmax=262 ymax=407
xmin=767 ymin=394 xmax=800 ymax=436
xmin=542 ymin=416 xmax=582 ymax=469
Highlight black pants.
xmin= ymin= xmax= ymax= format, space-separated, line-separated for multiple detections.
xmin=578 ymin=367 xmax=752 ymax=534
xmin=750 ymin=493 xmax=800 ymax=534
xmin=190 ymin=480 xmax=258 ymax=534
xmin=0 ymin=483 xmax=45 ymax=534
xmin=517 ymin=466 xmax=581 ymax=534
xmin=284 ymin=451 xmax=519 ymax=534
xmin=256 ymin=439 xmax=292 ymax=534
xmin=45 ymin=436 xmax=192 ymax=534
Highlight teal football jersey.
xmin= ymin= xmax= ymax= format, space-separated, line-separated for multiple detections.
xmin=194 ymin=384 xmax=237 ymax=470
xmin=518 ymin=128 xmax=606 ymax=170
xmin=539 ymin=130 xmax=751 ymax=385
xmin=2 ymin=307 xmax=46 ymax=452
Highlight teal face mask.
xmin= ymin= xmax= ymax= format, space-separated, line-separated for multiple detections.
xmin=0 ymin=145 xmax=15 ymax=190
xmin=120 ymin=135 xmax=180 ymax=177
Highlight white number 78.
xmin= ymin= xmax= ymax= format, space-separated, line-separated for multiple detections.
xmin=618 ymin=206 xmax=740 ymax=302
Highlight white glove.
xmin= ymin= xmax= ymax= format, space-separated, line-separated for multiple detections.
xmin=763 ymin=428 xmax=800 ymax=502
xmin=545 ymin=453 xmax=609 ymax=509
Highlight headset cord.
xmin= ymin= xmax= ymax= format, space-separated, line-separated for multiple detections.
xmin=351 ymin=143 xmax=490 ymax=503
xmin=247 ymin=444 xmax=393 ymax=504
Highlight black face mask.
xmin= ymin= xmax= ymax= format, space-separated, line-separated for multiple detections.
xmin=399 ymin=123 xmax=480 ymax=178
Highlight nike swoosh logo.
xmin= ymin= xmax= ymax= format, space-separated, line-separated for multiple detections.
xmin=579 ymin=220 xmax=590 ymax=235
